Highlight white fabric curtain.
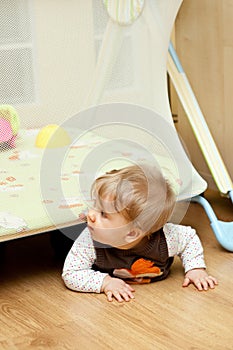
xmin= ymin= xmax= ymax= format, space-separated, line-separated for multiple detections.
xmin=82 ymin=0 xmax=207 ymax=200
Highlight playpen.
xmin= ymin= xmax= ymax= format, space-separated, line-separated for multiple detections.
xmin=0 ymin=0 xmax=232 ymax=250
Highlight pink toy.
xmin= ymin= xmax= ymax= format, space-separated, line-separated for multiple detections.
xmin=0 ymin=105 xmax=20 ymax=149
xmin=0 ymin=117 xmax=16 ymax=148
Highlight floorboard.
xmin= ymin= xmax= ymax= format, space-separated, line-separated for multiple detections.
xmin=1 ymin=190 xmax=233 ymax=349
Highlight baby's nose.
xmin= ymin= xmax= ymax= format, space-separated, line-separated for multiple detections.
xmin=87 ymin=209 xmax=96 ymax=222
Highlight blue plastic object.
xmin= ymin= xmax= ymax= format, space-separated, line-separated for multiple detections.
xmin=229 ymin=190 xmax=233 ymax=204
xmin=191 ymin=195 xmax=233 ymax=252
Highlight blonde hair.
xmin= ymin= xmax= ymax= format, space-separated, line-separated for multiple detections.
xmin=91 ymin=163 xmax=176 ymax=234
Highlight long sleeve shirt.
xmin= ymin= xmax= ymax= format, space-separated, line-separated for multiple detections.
xmin=62 ymin=223 xmax=206 ymax=293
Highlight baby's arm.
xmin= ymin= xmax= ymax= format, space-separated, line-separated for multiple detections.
xmin=62 ymin=227 xmax=108 ymax=293
xmin=164 ymin=223 xmax=218 ymax=291
xmin=62 ymin=227 xmax=135 ymax=301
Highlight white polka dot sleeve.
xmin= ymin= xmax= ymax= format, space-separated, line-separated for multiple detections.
xmin=62 ymin=227 xmax=108 ymax=293
xmin=163 ymin=223 xmax=206 ymax=273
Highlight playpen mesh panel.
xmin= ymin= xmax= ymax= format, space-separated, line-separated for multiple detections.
xmin=0 ymin=0 xmax=182 ymax=153
xmin=1 ymin=0 xmax=179 ymax=127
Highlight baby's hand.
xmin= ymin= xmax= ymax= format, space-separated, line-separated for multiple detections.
xmin=78 ymin=212 xmax=87 ymax=222
xmin=183 ymin=268 xmax=218 ymax=291
xmin=101 ymin=275 xmax=135 ymax=302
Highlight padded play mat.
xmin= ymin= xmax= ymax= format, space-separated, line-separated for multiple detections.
xmin=0 ymin=126 xmax=184 ymax=241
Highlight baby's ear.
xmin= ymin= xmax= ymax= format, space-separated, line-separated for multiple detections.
xmin=125 ymin=227 xmax=144 ymax=243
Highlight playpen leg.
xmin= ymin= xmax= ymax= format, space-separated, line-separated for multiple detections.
xmin=191 ymin=195 xmax=233 ymax=252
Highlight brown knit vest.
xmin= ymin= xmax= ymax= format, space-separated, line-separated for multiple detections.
xmin=92 ymin=228 xmax=173 ymax=282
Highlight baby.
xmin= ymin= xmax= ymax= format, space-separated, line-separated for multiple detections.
xmin=62 ymin=163 xmax=218 ymax=302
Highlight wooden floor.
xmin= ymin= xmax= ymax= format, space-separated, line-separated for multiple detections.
xmin=1 ymin=190 xmax=233 ymax=349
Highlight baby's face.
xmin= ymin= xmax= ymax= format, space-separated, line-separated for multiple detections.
xmin=86 ymin=200 xmax=133 ymax=248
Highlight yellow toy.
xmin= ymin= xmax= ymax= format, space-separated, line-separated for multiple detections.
xmin=35 ymin=124 xmax=71 ymax=148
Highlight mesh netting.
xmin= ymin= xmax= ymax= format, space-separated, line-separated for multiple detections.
xmin=0 ymin=0 xmax=207 ymax=239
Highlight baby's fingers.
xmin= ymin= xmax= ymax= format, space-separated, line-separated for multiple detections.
xmin=114 ymin=291 xmax=127 ymax=303
xmin=114 ymin=289 xmax=135 ymax=302
xmin=106 ymin=291 xmax=114 ymax=302
xmin=121 ymin=289 xmax=135 ymax=301
xmin=194 ymin=276 xmax=218 ymax=291
xmin=205 ymin=275 xmax=218 ymax=289
xmin=126 ymin=284 xmax=135 ymax=292
xmin=182 ymin=276 xmax=191 ymax=288
xmin=105 ymin=287 xmax=135 ymax=302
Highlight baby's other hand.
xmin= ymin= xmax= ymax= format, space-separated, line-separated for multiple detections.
xmin=101 ymin=275 xmax=135 ymax=302
xmin=183 ymin=268 xmax=218 ymax=291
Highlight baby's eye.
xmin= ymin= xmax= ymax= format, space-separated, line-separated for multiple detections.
xmin=101 ymin=211 xmax=108 ymax=218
